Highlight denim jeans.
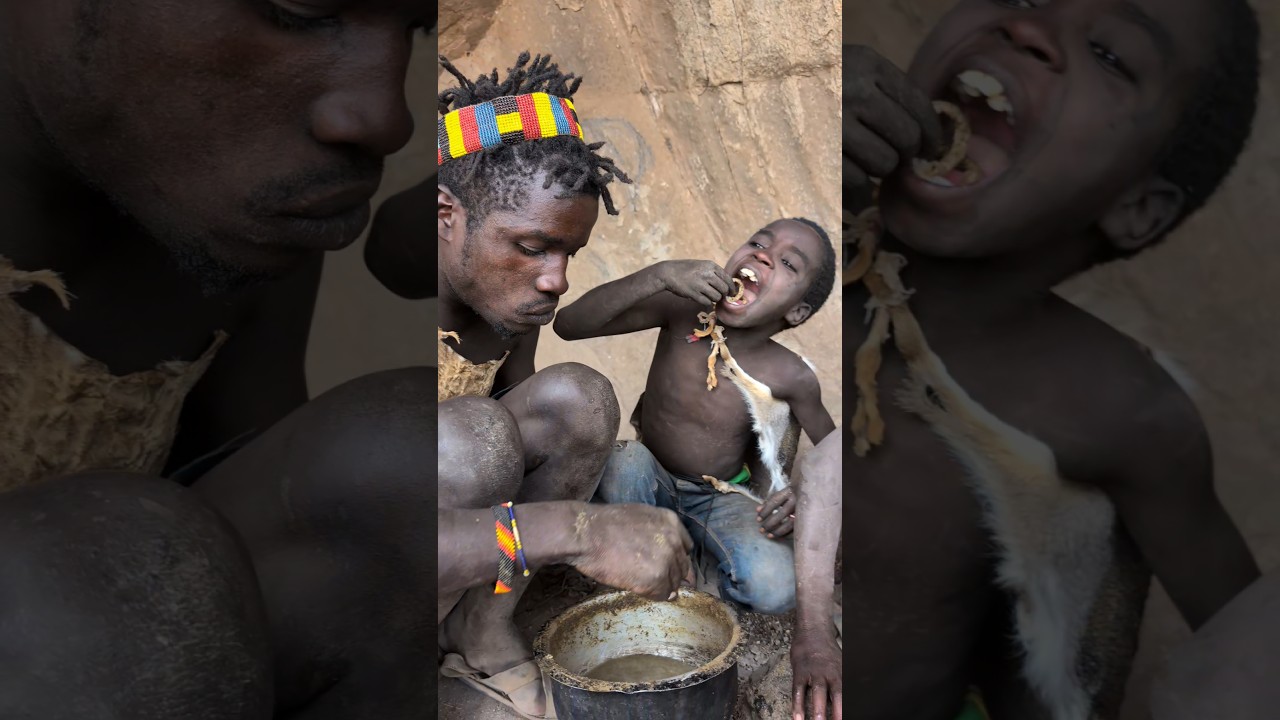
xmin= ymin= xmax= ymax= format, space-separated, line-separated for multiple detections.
xmin=595 ymin=440 xmax=796 ymax=615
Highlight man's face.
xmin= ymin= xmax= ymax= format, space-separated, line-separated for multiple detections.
xmin=718 ymin=219 xmax=824 ymax=329
xmin=440 ymin=176 xmax=599 ymax=339
xmin=879 ymin=0 xmax=1218 ymax=258
xmin=2 ymin=1 xmax=428 ymax=287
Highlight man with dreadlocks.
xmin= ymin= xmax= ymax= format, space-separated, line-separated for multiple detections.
xmin=0 ymin=4 xmax=445 ymax=719
xmin=840 ymin=1 xmax=1262 ymax=719
xmin=425 ymin=53 xmax=695 ymax=719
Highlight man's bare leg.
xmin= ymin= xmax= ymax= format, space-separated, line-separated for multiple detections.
xmin=0 ymin=473 xmax=272 ymax=720
xmin=193 ymin=367 xmax=437 ymax=719
xmin=438 ymin=363 xmax=619 ymax=714
xmin=437 ymin=395 xmax=525 ymax=622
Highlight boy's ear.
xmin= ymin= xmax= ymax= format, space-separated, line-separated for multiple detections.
xmin=785 ymin=302 xmax=812 ymax=327
xmin=1098 ymin=175 xmax=1185 ymax=255
xmin=439 ymin=184 xmax=465 ymax=245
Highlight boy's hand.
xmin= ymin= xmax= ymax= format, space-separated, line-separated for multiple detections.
xmin=843 ymin=44 xmax=945 ymax=193
xmin=791 ymin=627 xmax=842 ymax=720
xmin=656 ymin=259 xmax=733 ymax=307
xmin=757 ymin=487 xmax=796 ymax=539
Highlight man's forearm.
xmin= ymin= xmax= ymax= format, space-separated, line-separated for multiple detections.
xmin=794 ymin=433 xmax=842 ymax=632
xmin=554 ymin=264 xmax=667 ymax=340
xmin=438 ymin=501 xmax=588 ymax=597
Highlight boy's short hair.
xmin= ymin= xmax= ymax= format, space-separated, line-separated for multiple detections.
xmin=1105 ymin=0 xmax=1260 ymax=261
xmin=789 ymin=217 xmax=837 ymax=322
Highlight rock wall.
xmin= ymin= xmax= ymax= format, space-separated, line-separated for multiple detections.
xmin=845 ymin=3 xmax=1280 ymax=718
xmin=439 ymin=0 xmax=844 ymax=445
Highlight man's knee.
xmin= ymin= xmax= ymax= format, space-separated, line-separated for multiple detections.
xmin=439 ymin=395 xmax=524 ymax=507
xmin=596 ymin=440 xmax=659 ymax=505
xmin=0 ymin=473 xmax=272 ymax=719
xmin=216 ymin=367 xmax=438 ymax=513
xmin=527 ymin=362 xmax=619 ymax=452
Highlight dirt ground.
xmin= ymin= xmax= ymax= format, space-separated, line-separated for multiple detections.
xmin=438 ymin=563 xmax=822 ymax=720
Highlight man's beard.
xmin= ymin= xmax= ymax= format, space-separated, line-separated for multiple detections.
xmin=488 ymin=318 xmax=519 ymax=340
xmin=167 ymin=241 xmax=273 ymax=298
xmin=441 ymin=270 xmax=529 ymax=341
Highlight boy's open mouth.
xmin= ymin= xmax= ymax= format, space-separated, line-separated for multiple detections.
xmin=724 ymin=266 xmax=761 ymax=308
xmin=913 ymin=68 xmax=1021 ymax=190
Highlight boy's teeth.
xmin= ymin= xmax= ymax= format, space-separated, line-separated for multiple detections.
xmin=739 ymin=268 xmax=757 ymax=282
xmin=924 ymin=174 xmax=954 ymax=188
xmin=957 ymin=70 xmax=1004 ymax=98
xmin=953 ymin=70 xmax=1015 ymax=123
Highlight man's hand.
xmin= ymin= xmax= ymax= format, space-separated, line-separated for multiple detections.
xmin=792 ymin=629 xmax=842 ymax=720
xmin=843 ymin=44 xmax=945 ymax=193
xmin=757 ymin=487 xmax=796 ymax=539
xmin=571 ymin=504 xmax=694 ymax=600
xmin=655 ymin=260 xmax=733 ymax=307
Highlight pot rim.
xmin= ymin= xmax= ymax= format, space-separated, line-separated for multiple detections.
xmin=533 ymin=588 xmax=742 ymax=695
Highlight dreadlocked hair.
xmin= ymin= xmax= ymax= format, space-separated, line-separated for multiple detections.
xmin=438 ymin=52 xmax=632 ymax=226
xmin=1103 ymin=0 xmax=1260 ymax=262
xmin=789 ymin=217 xmax=838 ymax=323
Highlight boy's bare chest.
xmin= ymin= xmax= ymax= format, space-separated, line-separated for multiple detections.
xmin=844 ymin=328 xmax=1117 ymax=533
xmin=649 ymin=329 xmax=789 ymax=413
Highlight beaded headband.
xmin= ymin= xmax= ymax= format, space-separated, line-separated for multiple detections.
xmin=437 ymin=92 xmax=584 ymax=165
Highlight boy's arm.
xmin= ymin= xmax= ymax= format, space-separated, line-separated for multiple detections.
xmin=554 ymin=259 xmax=732 ymax=340
xmin=1106 ymin=402 xmax=1259 ymax=630
xmin=755 ymin=361 xmax=835 ymax=539
xmin=779 ymin=360 xmax=837 ymax=445
xmin=364 ymin=177 xmax=434 ymax=299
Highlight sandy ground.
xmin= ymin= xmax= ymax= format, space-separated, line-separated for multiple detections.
xmin=438 ymin=563 xmax=811 ymax=720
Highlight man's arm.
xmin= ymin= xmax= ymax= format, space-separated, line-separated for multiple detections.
xmin=165 ymin=254 xmax=323 ymax=472
xmin=791 ymin=428 xmax=843 ymax=719
xmin=364 ymin=177 xmax=434 ymax=300
xmin=439 ymin=501 xmax=696 ymax=601
xmin=438 ymin=502 xmax=586 ymax=596
xmin=1106 ymin=398 xmax=1259 ymax=630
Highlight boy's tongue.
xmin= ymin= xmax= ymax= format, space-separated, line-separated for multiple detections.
xmin=942 ymin=134 xmax=1011 ymax=186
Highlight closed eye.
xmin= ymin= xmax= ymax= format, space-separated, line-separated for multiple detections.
xmin=258 ymin=1 xmax=342 ymax=31
xmin=1090 ymin=42 xmax=1135 ymax=81
xmin=518 ymin=245 xmax=546 ymax=257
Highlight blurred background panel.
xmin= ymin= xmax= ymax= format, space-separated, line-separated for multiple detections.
xmin=846 ymin=3 xmax=1280 ymax=718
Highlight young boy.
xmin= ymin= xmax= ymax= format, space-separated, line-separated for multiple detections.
xmin=554 ymin=218 xmax=838 ymax=615
xmin=840 ymin=0 xmax=1262 ymax=717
